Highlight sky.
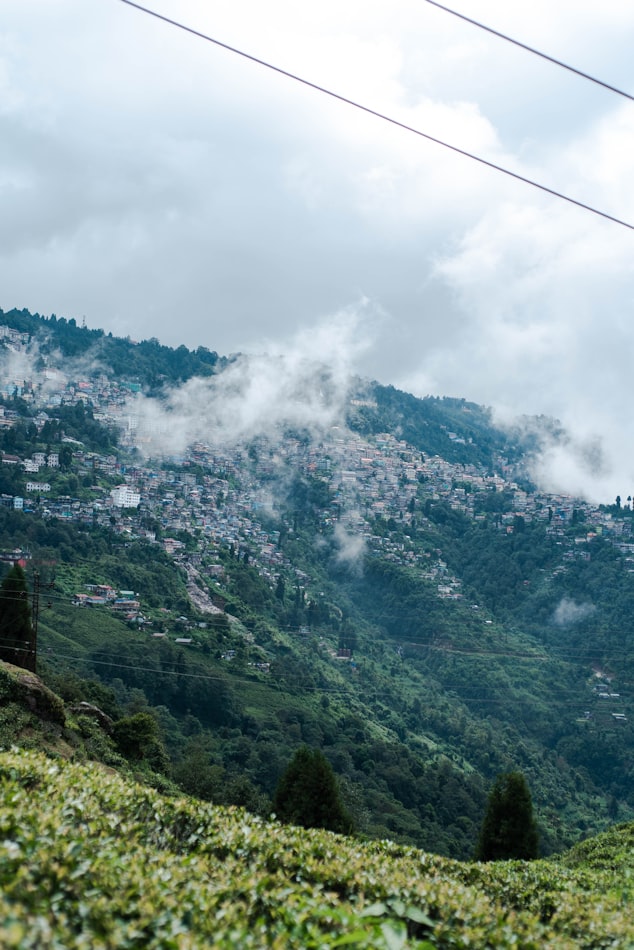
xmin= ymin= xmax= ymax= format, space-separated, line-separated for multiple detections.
xmin=2 ymin=0 xmax=634 ymax=501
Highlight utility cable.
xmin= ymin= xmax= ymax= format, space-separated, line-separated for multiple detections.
xmin=117 ymin=0 xmax=634 ymax=232
xmin=424 ymin=0 xmax=634 ymax=103
xmin=34 ymin=648 xmax=632 ymax=711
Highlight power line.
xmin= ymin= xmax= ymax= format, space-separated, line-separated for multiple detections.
xmin=37 ymin=648 xmax=632 ymax=713
xmin=117 ymin=0 xmax=634 ymax=232
xmin=424 ymin=0 xmax=634 ymax=103
xmin=10 ymin=571 xmax=632 ymax=664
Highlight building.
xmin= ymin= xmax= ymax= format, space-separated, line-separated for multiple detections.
xmin=26 ymin=481 xmax=51 ymax=493
xmin=110 ymin=485 xmax=141 ymax=508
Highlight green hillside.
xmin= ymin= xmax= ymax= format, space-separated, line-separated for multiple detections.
xmin=0 ymin=748 xmax=631 ymax=949
xmin=348 ymin=385 xmax=526 ymax=469
xmin=0 ymin=306 xmax=632 ymax=862
xmin=0 ymin=307 xmax=226 ymax=388
xmin=2 ymin=492 xmax=627 ymax=861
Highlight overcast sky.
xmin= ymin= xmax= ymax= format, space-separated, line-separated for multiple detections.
xmin=2 ymin=0 xmax=634 ymax=500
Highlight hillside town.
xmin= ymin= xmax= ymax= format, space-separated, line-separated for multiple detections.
xmin=0 ymin=324 xmax=631 ymax=613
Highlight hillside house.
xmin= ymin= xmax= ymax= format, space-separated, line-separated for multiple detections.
xmin=110 ymin=485 xmax=141 ymax=508
xmin=26 ymin=481 xmax=51 ymax=493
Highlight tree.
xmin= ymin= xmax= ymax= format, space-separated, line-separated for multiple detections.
xmin=275 ymin=575 xmax=286 ymax=602
xmin=273 ymin=746 xmax=353 ymax=834
xmin=475 ymin=771 xmax=539 ymax=861
xmin=112 ymin=712 xmax=169 ymax=773
xmin=0 ymin=564 xmax=34 ymax=671
xmin=59 ymin=444 xmax=73 ymax=471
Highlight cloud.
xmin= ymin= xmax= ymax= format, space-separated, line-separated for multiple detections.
xmin=552 ymin=597 xmax=596 ymax=627
xmin=3 ymin=0 xmax=634 ymax=503
xmin=0 ymin=343 xmax=41 ymax=397
xmin=399 ymin=101 xmax=634 ymax=502
xmin=332 ymin=522 xmax=366 ymax=571
xmin=125 ymin=304 xmax=375 ymax=456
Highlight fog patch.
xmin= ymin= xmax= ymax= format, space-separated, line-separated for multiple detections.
xmin=333 ymin=522 xmax=366 ymax=572
xmin=124 ymin=305 xmax=372 ymax=457
xmin=552 ymin=597 xmax=596 ymax=627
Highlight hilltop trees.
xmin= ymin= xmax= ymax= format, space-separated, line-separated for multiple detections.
xmin=475 ymin=771 xmax=539 ymax=861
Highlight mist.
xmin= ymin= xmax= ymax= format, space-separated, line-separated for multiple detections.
xmin=123 ymin=305 xmax=373 ymax=457
xmin=552 ymin=597 xmax=596 ymax=627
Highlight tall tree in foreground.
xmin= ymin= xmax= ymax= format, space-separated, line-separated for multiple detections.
xmin=0 ymin=564 xmax=34 ymax=671
xmin=273 ymin=746 xmax=353 ymax=834
xmin=475 ymin=771 xmax=539 ymax=861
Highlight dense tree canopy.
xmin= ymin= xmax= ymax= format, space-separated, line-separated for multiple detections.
xmin=475 ymin=771 xmax=539 ymax=861
xmin=273 ymin=746 xmax=353 ymax=834
xmin=0 ymin=564 xmax=34 ymax=671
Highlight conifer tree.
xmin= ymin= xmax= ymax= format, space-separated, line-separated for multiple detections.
xmin=0 ymin=564 xmax=34 ymax=671
xmin=475 ymin=771 xmax=539 ymax=861
xmin=273 ymin=746 xmax=353 ymax=834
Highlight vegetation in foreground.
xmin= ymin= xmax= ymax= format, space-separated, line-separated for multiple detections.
xmin=0 ymin=748 xmax=632 ymax=949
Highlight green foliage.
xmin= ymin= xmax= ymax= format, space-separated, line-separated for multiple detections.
xmin=40 ymin=402 xmax=118 ymax=452
xmin=0 ymin=749 xmax=633 ymax=948
xmin=348 ymin=386 xmax=526 ymax=468
xmin=475 ymin=771 xmax=539 ymax=861
xmin=0 ymin=565 xmax=34 ymax=670
xmin=557 ymin=820 xmax=634 ymax=871
xmin=71 ymin=715 xmax=121 ymax=764
xmin=0 ymin=308 xmax=226 ymax=388
xmin=112 ymin=712 xmax=169 ymax=772
xmin=172 ymin=736 xmax=270 ymax=813
xmin=90 ymin=639 xmax=241 ymax=730
xmin=226 ymin=560 xmax=275 ymax=614
xmin=286 ymin=474 xmax=333 ymax=527
xmin=40 ymin=669 xmax=120 ymax=719
xmin=2 ymin=494 xmax=627 ymax=861
xmin=273 ymin=745 xmax=353 ymax=834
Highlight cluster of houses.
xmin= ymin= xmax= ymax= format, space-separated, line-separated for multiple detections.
xmin=1 ymin=321 xmax=633 ymax=615
xmin=584 ymin=673 xmax=629 ymax=725
xmin=73 ymin=584 xmax=143 ymax=622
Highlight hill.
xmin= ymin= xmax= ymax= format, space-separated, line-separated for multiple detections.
xmin=0 ymin=307 xmax=226 ymax=389
xmin=0 ymin=747 xmax=632 ymax=949
xmin=0 ymin=306 xmax=632 ymax=860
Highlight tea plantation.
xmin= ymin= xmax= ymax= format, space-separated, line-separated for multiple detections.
xmin=0 ymin=748 xmax=632 ymax=948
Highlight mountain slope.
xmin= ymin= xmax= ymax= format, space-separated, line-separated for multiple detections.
xmin=0 ymin=306 xmax=632 ymax=859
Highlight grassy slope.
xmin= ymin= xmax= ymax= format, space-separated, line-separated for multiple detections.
xmin=0 ymin=748 xmax=631 ymax=949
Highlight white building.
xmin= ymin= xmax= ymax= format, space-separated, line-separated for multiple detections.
xmin=110 ymin=485 xmax=141 ymax=508
xmin=26 ymin=482 xmax=51 ymax=493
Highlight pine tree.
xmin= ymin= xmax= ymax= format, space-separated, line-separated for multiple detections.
xmin=475 ymin=771 xmax=539 ymax=861
xmin=273 ymin=746 xmax=353 ymax=834
xmin=0 ymin=564 xmax=34 ymax=671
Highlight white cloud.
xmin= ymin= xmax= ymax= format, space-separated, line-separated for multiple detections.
xmin=127 ymin=303 xmax=374 ymax=455
xmin=333 ymin=522 xmax=367 ymax=570
xmin=552 ymin=597 xmax=596 ymax=627
xmin=2 ymin=0 xmax=634 ymax=500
